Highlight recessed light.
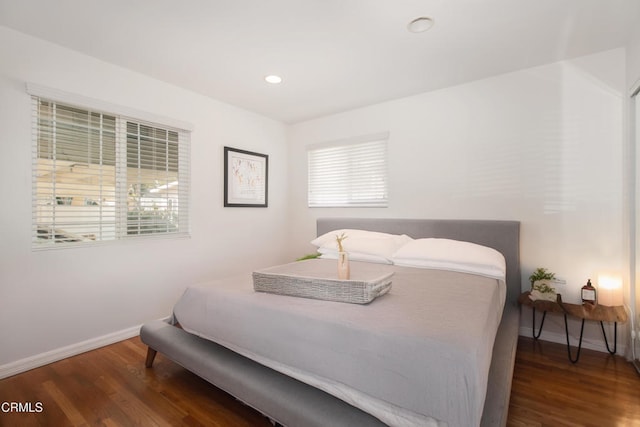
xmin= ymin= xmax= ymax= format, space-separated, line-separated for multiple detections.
xmin=407 ymin=16 xmax=434 ymax=33
xmin=265 ymin=75 xmax=283 ymax=84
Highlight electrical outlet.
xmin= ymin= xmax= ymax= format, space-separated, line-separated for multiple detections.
xmin=546 ymin=278 xmax=566 ymax=294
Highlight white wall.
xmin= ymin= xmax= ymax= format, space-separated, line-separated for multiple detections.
xmin=627 ymin=23 xmax=640 ymax=360
xmin=0 ymin=26 xmax=291 ymax=369
xmin=0 ymin=23 xmax=631 ymax=370
xmin=288 ymin=49 xmax=626 ymax=350
xmin=627 ymin=25 xmax=640 ymax=91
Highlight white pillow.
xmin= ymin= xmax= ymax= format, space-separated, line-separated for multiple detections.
xmin=311 ymin=229 xmax=410 ymax=247
xmin=318 ymin=248 xmax=392 ymax=264
xmin=311 ymin=229 xmax=413 ymax=263
xmin=392 ymin=238 xmax=506 ymax=279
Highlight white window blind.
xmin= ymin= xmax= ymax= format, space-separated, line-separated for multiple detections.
xmin=122 ymin=121 xmax=189 ymax=237
xmin=307 ymin=134 xmax=388 ymax=207
xmin=32 ymin=96 xmax=190 ymax=248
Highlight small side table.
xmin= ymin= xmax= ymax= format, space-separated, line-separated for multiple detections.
xmin=518 ymin=291 xmax=627 ymax=363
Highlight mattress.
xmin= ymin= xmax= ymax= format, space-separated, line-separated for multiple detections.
xmin=172 ymin=259 xmax=506 ymax=427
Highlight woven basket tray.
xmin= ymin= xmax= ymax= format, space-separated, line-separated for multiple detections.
xmin=253 ymin=259 xmax=393 ymax=304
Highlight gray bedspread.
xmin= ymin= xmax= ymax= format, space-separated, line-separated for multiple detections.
xmin=172 ymin=259 xmax=505 ymax=427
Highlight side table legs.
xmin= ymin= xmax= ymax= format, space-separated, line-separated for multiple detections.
xmin=563 ymin=314 xmax=585 ymax=363
xmin=520 ymin=292 xmax=626 ymax=364
xmin=600 ymin=321 xmax=617 ymax=355
xmin=532 ymin=308 xmax=547 ymax=339
xmin=563 ymin=315 xmax=618 ymax=363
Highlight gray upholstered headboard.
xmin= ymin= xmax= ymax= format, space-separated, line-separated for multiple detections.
xmin=317 ymin=218 xmax=521 ymax=305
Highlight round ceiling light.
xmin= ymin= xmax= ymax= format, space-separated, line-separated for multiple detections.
xmin=407 ymin=16 xmax=434 ymax=33
xmin=264 ymin=75 xmax=283 ymax=84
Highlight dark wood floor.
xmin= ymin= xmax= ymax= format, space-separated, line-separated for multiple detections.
xmin=508 ymin=337 xmax=640 ymax=427
xmin=0 ymin=335 xmax=638 ymax=426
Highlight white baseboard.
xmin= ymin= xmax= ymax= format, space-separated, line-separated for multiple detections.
xmin=519 ymin=326 xmax=627 ymax=356
xmin=0 ymin=317 xmax=171 ymax=380
xmin=0 ymin=320 xmax=625 ymax=381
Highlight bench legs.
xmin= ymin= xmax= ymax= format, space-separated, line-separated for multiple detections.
xmin=145 ymin=347 xmax=158 ymax=368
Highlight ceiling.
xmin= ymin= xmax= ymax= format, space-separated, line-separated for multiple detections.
xmin=0 ymin=0 xmax=638 ymax=124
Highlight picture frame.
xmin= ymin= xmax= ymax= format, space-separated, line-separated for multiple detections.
xmin=224 ymin=146 xmax=268 ymax=207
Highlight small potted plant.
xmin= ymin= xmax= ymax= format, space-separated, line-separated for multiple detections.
xmin=528 ymin=267 xmax=558 ymax=301
xmin=529 ymin=267 xmax=556 ymax=287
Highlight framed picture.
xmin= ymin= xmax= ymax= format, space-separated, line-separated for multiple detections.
xmin=224 ymin=146 xmax=268 ymax=207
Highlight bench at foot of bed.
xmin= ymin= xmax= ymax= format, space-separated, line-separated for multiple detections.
xmin=145 ymin=347 xmax=157 ymax=368
xmin=140 ymin=319 xmax=387 ymax=427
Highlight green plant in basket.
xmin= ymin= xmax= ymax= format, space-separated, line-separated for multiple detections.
xmin=528 ymin=267 xmax=559 ymax=302
xmin=529 ymin=267 xmax=556 ymax=288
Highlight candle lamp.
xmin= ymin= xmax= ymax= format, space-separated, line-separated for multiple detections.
xmin=597 ymin=275 xmax=623 ymax=306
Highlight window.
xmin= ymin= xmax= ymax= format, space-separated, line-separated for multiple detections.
xmin=31 ymin=92 xmax=190 ymax=248
xmin=307 ymin=133 xmax=388 ymax=207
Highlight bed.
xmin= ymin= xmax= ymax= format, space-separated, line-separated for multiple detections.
xmin=140 ymin=218 xmax=521 ymax=427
